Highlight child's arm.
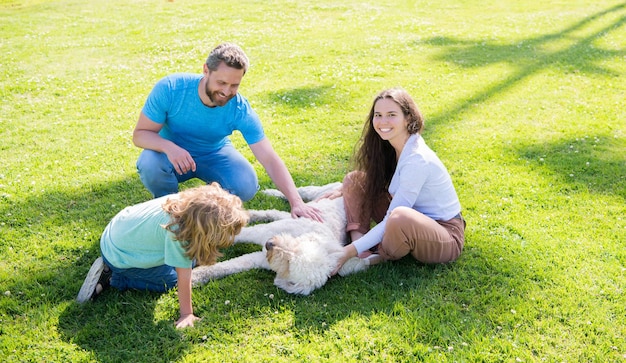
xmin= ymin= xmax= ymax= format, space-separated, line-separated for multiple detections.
xmin=175 ymin=267 xmax=200 ymax=329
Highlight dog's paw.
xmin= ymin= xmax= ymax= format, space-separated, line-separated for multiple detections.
xmin=337 ymin=257 xmax=369 ymax=276
xmin=261 ymin=189 xmax=286 ymax=199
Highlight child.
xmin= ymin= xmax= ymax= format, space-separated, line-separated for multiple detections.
xmin=76 ymin=182 xmax=249 ymax=329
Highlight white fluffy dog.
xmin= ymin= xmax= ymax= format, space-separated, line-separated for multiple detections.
xmin=191 ymin=183 xmax=370 ymax=295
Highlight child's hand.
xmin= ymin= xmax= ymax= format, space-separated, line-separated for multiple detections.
xmin=175 ymin=313 xmax=201 ymax=329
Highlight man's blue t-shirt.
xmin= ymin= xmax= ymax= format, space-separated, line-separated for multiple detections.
xmin=141 ymin=73 xmax=265 ymax=156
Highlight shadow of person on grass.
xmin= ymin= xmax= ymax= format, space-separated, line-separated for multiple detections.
xmin=181 ymin=241 xmax=539 ymax=357
xmin=58 ymin=291 xmax=187 ymax=363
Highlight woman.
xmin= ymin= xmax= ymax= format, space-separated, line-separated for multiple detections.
xmin=76 ymin=183 xmax=249 ymax=329
xmin=333 ymin=87 xmax=465 ymax=273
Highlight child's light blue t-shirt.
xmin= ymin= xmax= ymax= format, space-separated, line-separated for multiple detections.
xmin=141 ymin=73 xmax=265 ymax=156
xmin=100 ymin=195 xmax=192 ymax=269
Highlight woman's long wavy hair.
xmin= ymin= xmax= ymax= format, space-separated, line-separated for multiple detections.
xmin=162 ymin=183 xmax=249 ymax=266
xmin=352 ymin=88 xmax=424 ymax=213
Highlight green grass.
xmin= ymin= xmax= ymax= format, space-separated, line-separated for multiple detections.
xmin=1 ymin=0 xmax=625 ymax=362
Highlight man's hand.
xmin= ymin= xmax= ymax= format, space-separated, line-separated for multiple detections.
xmin=133 ymin=113 xmax=196 ymax=175
xmin=165 ymin=145 xmax=196 ymax=175
xmin=290 ymin=202 xmax=323 ymax=222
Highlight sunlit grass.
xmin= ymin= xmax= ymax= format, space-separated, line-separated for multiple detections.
xmin=1 ymin=0 xmax=625 ymax=362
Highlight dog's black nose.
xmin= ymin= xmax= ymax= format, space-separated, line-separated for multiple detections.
xmin=265 ymin=240 xmax=274 ymax=250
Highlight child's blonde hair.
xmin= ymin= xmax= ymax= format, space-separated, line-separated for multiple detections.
xmin=162 ymin=183 xmax=249 ymax=266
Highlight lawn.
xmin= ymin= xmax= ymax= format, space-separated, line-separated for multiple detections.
xmin=1 ymin=0 xmax=625 ymax=362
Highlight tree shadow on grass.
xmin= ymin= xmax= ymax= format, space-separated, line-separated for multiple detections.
xmin=416 ymin=2 xmax=626 ymax=131
xmin=515 ymin=134 xmax=625 ymax=200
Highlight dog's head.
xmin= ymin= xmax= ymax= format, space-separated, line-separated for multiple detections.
xmin=264 ymin=233 xmax=341 ymax=295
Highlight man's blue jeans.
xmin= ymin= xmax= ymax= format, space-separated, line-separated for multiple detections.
xmin=136 ymin=142 xmax=259 ymax=200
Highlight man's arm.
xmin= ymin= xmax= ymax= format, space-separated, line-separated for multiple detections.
xmin=132 ymin=112 xmax=196 ymax=175
xmin=249 ymin=138 xmax=322 ymax=222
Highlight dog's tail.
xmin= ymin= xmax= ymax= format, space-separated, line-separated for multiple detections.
xmin=246 ymin=209 xmax=292 ymax=223
xmin=191 ymin=251 xmax=269 ymax=286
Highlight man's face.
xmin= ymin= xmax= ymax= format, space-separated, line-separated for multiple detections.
xmin=203 ymin=62 xmax=245 ymax=107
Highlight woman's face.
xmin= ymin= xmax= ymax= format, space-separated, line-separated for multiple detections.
xmin=372 ymin=98 xmax=409 ymax=144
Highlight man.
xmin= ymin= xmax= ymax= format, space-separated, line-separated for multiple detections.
xmin=133 ymin=42 xmax=321 ymax=221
